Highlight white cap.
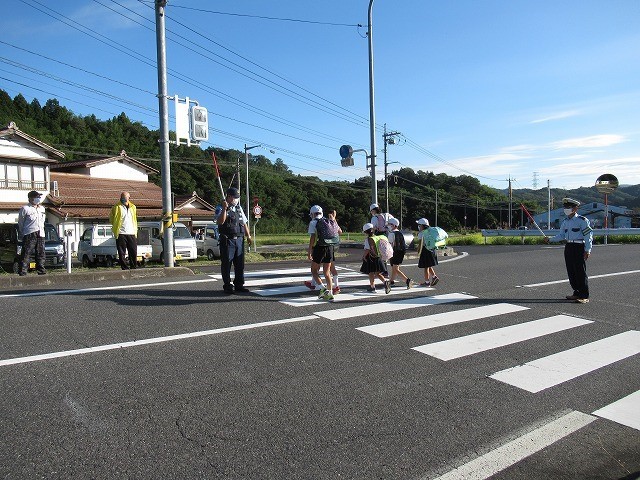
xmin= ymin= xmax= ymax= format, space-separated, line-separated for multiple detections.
xmin=416 ymin=218 xmax=430 ymax=226
xmin=387 ymin=217 xmax=400 ymax=227
xmin=362 ymin=222 xmax=374 ymax=232
xmin=369 ymin=203 xmax=380 ymax=211
xmin=310 ymin=205 xmax=323 ymax=215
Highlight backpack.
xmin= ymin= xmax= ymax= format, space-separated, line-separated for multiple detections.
xmin=315 ymin=217 xmax=339 ymax=245
xmin=393 ymin=230 xmax=406 ymax=252
xmin=432 ymin=226 xmax=448 ymax=242
xmin=375 ymin=235 xmax=394 ymax=261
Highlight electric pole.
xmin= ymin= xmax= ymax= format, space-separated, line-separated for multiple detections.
xmin=382 ymin=124 xmax=401 ymax=214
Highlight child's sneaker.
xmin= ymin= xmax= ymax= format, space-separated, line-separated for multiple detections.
xmin=420 ymin=281 xmax=430 ymax=287
xmin=321 ymin=290 xmax=334 ymax=301
xmin=384 ymin=281 xmax=391 ymax=294
xmin=406 ymin=278 xmax=414 ymax=289
xmin=389 ymin=280 xmax=395 ymax=286
xmin=366 ymin=286 xmax=376 ymax=293
xmin=430 ymin=276 xmax=440 ymax=286
xmin=318 ymin=287 xmax=327 ymax=299
xmin=332 ymin=286 xmax=341 ymax=295
xmin=304 ymin=281 xmax=316 ymax=290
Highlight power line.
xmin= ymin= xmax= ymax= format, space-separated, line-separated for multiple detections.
xmin=138 ymin=2 xmax=363 ymax=28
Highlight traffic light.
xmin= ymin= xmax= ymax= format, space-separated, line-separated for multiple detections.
xmin=191 ymin=106 xmax=208 ymax=142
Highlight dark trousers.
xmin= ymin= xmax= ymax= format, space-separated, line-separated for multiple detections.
xmin=219 ymin=235 xmax=245 ymax=288
xmin=20 ymin=232 xmax=45 ymax=273
xmin=564 ymin=243 xmax=588 ymax=299
xmin=116 ymin=234 xmax=137 ymax=269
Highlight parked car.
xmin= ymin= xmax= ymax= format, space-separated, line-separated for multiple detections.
xmin=77 ymin=224 xmax=152 ymax=267
xmin=196 ymin=223 xmax=220 ymax=260
xmin=0 ymin=222 xmax=65 ymax=273
xmin=137 ymin=221 xmax=197 ymax=262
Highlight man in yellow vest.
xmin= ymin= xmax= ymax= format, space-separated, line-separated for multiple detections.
xmin=110 ymin=191 xmax=138 ymax=270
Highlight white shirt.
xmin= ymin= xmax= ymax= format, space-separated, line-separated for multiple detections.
xmin=308 ymin=216 xmax=321 ymax=235
xmin=18 ymin=203 xmax=46 ymax=237
xmin=118 ymin=204 xmax=136 ymax=235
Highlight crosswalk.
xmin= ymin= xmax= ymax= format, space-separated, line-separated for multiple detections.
xmin=210 ymin=266 xmax=640 ymax=433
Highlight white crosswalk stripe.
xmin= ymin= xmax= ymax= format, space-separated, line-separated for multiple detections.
xmin=357 ymin=303 xmax=529 ymax=338
xmin=412 ymin=315 xmax=593 ymax=360
xmin=592 ymin=389 xmax=640 ymax=431
xmin=490 ymin=330 xmax=640 ymax=393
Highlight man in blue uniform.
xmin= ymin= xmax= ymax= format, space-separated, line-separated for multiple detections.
xmin=545 ymin=198 xmax=593 ymax=303
xmin=217 ymin=187 xmax=252 ymax=294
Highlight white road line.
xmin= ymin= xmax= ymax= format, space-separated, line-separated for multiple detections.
xmin=0 ymin=315 xmax=318 ymax=368
xmin=402 ymin=251 xmax=468 ymax=267
xmin=413 ymin=315 xmax=592 ymax=360
xmin=490 ymin=330 xmax=640 ymax=393
xmin=358 ymin=303 xmax=529 ymax=338
xmin=0 ymin=278 xmax=216 ymax=298
xmin=517 ymin=269 xmax=640 ymax=288
xmin=593 ymin=390 xmax=640 ymax=431
xmin=430 ymin=411 xmax=596 ymax=480
xmin=279 ymin=282 xmax=434 ymax=306
xmin=314 ymin=293 xmax=476 ymax=321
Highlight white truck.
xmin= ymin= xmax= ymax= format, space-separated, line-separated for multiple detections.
xmin=77 ymin=224 xmax=152 ymax=267
xmin=137 ymin=221 xmax=197 ymax=262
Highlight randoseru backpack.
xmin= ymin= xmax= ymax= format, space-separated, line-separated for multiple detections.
xmin=316 ymin=217 xmax=340 ymax=245
xmin=393 ymin=230 xmax=406 ymax=252
xmin=375 ymin=235 xmax=394 ymax=261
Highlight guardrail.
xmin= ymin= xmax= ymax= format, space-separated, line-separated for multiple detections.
xmin=481 ymin=228 xmax=640 ymax=244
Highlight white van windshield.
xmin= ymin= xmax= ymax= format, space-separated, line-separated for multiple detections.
xmin=173 ymin=226 xmax=192 ymax=239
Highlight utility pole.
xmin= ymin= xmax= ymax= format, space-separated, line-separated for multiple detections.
xmin=382 ymin=124 xmax=401 ymax=214
xmin=367 ymin=0 xmax=377 ymax=206
xmin=547 ymin=179 xmax=551 ymax=229
xmin=508 ymin=176 xmax=514 ymax=228
xmin=435 ymin=190 xmax=438 ymax=227
xmin=155 ymin=0 xmax=174 ymax=267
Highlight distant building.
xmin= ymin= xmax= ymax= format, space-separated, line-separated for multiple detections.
xmin=531 ymin=202 xmax=636 ymax=229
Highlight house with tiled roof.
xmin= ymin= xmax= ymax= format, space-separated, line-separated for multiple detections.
xmin=0 ymin=121 xmax=64 ymax=223
xmin=0 ymin=122 xmax=217 ymax=253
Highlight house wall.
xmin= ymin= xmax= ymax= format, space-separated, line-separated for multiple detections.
xmin=89 ymin=162 xmax=148 ymax=181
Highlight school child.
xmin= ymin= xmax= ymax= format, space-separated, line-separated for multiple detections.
xmin=360 ymin=223 xmax=391 ymax=294
xmin=304 ymin=209 xmax=342 ymax=295
xmin=416 ymin=218 xmax=439 ymax=286
xmin=386 ymin=218 xmax=413 ymax=288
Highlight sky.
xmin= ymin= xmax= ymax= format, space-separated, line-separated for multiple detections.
xmin=2 ymin=0 xmax=639 ymax=192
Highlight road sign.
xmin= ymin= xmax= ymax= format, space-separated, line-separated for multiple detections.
xmin=253 ymin=205 xmax=262 ymax=218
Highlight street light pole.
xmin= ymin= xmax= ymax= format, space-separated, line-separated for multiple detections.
xmin=367 ymin=0 xmax=377 ymax=206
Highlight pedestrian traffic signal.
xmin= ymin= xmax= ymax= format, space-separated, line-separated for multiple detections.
xmin=190 ymin=106 xmax=208 ymax=142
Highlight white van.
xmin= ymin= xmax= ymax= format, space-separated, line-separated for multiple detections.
xmin=137 ymin=221 xmax=197 ymax=262
xmin=77 ymin=224 xmax=152 ymax=267
xmin=196 ymin=223 xmax=220 ymax=260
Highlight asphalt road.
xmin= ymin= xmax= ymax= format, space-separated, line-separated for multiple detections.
xmin=1 ymin=244 xmax=639 ymax=479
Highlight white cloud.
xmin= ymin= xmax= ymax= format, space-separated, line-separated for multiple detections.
xmin=70 ymin=1 xmax=147 ymax=31
xmin=549 ymin=134 xmax=625 ymax=149
xmin=530 ymin=110 xmax=582 ymax=124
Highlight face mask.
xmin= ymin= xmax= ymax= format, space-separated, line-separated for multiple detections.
xmin=563 ymin=208 xmax=574 ymax=216
xmin=121 ymin=198 xmax=128 ymax=205
xmin=230 ymin=198 xmax=239 ymax=206
xmin=30 ymin=197 xmax=41 ymax=205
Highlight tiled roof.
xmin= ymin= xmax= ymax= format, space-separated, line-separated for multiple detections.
xmin=50 ymin=172 xmax=162 ymax=208
xmin=51 ymin=150 xmax=158 ymax=174
xmin=0 ymin=122 xmax=65 ymax=161
xmin=46 ymin=172 xmax=215 ymax=220
xmin=0 ymin=202 xmax=29 ymax=211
